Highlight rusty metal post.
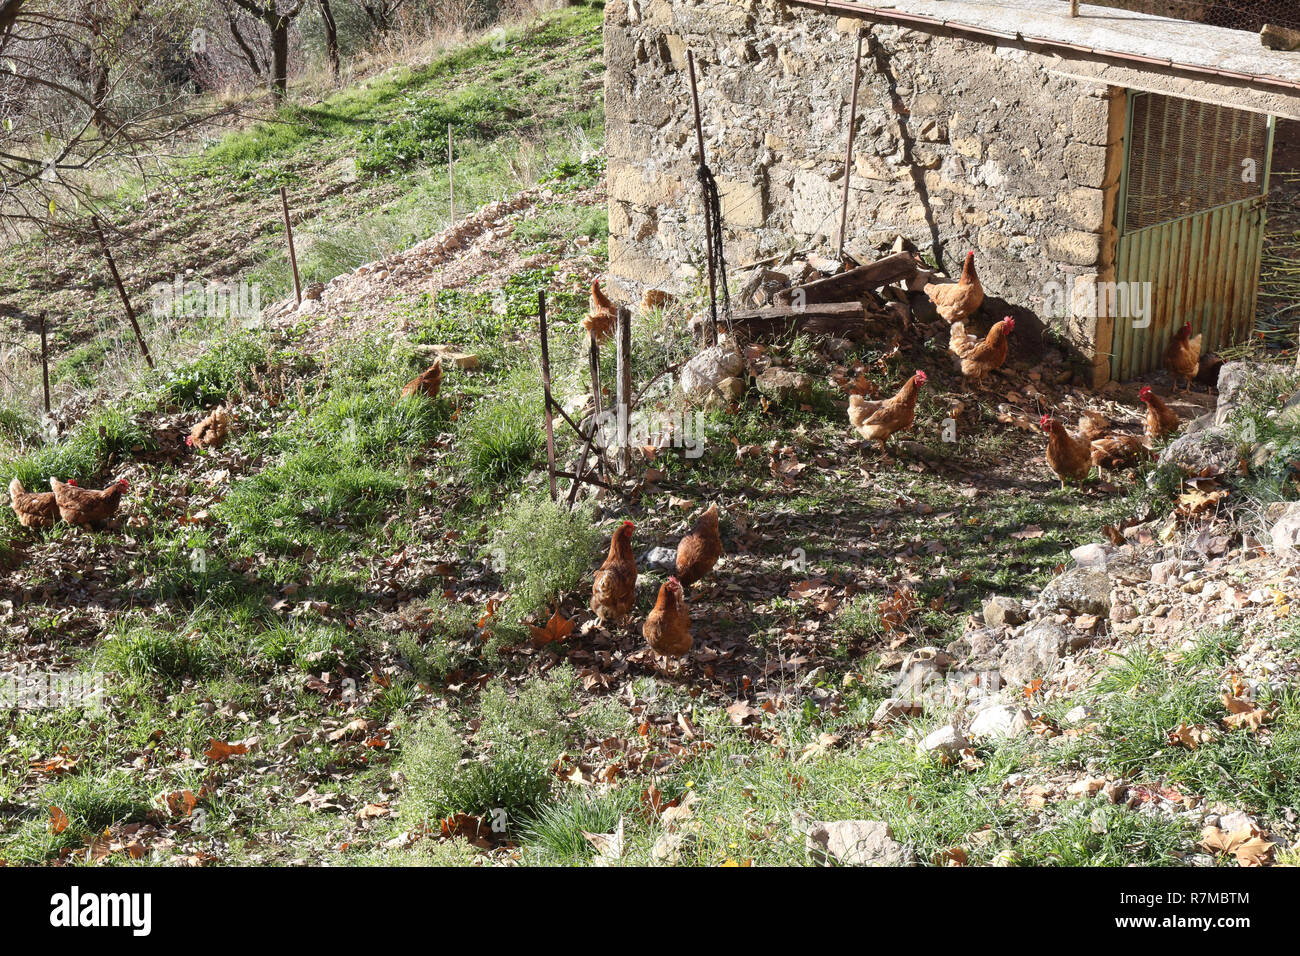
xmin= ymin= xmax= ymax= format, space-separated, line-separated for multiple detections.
xmin=280 ymin=186 xmax=302 ymax=306
xmin=615 ymin=306 xmax=632 ymax=475
xmin=836 ymin=29 xmax=865 ymax=264
xmin=686 ymin=50 xmax=719 ymax=347
xmin=538 ymin=290 xmax=558 ymax=501
xmin=93 ymin=218 xmax=154 ymax=369
xmin=38 ymin=312 xmax=50 ymax=415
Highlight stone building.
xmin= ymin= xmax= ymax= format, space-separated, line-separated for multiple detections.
xmin=604 ymin=0 xmax=1300 ymax=384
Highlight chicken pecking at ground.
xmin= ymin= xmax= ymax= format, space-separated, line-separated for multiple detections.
xmin=1089 ymin=433 xmax=1152 ymax=481
xmin=188 ymin=406 xmax=231 ymax=451
xmin=949 ymin=316 xmax=1014 ymax=388
xmin=676 ymin=503 xmax=722 ymax=588
xmin=402 ymin=359 xmax=443 ymax=400
xmin=1163 ymin=322 xmax=1203 ymax=392
xmin=848 ymin=370 xmax=927 ymax=455
xmin=923 ymin=250 xmax=984 ymax=324
xmin=8 ymin=479 xmax=57 ymax=529
xmin=1138 ymin=386 xmax=1179 ymax=444
xmin=591 ymin=520 xmax=638 ymax=623
xmin=583 ymin=279 xmax=618 ymax=345
xmin=643 ymin=576 xmax=692 ymax=672
xmin=50 ymin=477 xmax=128 ymax=527
xmin=1040 ymin=415 xmax=1093 ymax=489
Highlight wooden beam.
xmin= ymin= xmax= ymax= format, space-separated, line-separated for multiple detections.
xmin=774 ymin=251 xmax=919 ymax=306
xmin=725 ymin=301 xmax=876 ymax=341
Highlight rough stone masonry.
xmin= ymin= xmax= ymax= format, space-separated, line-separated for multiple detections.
xmin=604 ymin=0 xmax=1126 ymax=384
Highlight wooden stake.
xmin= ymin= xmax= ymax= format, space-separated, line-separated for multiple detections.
xmin=93 ymin=218 xmax=154 ymax=369
xmin=837 ymin=29 xmax=865 ymax=264
xmin=686 ymin=49 xmax=719 ymax=348
xmin=615 ymin=306 xmax=632 ymax=475
xmin=448 ymin=123 xmax=455 ymax=223
xmin=1070 ymin=0 xmax=1080 ymax=16
xmin=538 ymin=290 xmax=558 ymax=501
xmin=280 ymin=186 xmax=302 ymax=306
xmin=38 ymin=312 xmax=50 ymax=415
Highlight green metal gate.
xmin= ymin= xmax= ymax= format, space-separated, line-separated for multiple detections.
xmin=1110 ymin=91 xmax=1275 ymax=381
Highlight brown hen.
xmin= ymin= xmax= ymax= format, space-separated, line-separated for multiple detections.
xmin=848 ymin=370 xmax=927 ymax=454
xmin=583 ymin=279 xmax=618 ymax=345
xmin=402 ymin=359 xmax=443 ymax=400
xmin=643 ymin=577 xmax=691 ymax=670
xmin=591 ymin=520 xmax=637 ymax=623
xmin=676 ymin=503 xmax=722 ymax=588
xmin=923 ymin=250 xmax=984 ymax=323
xmin=8 ymin=479 xmax=57 ymax=529
xmin=51 ymin=477 xmax=128 ymax=526
xmin=1164 ymin=322 xmax=1202 ymax=392
xmin=949 ymin=316 xmax=1013 ymax=387
xmin=1040 ymin=416 xmax=1092 ymax=490
xmin=188 ymin=406 xmax=231 ymax=450
xmin=1138 ymin=386 xmax=1179 ymax=444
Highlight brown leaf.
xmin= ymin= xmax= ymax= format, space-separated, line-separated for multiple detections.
xmin=49 ymin=805 xmax=68 ymax=834
xmin=528 ymin=607 xmax=575 ymax=647
xmin=204 ymin=739 xmax=249 ymax=763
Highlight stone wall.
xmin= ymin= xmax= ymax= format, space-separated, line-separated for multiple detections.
xmin=604 ymin=0 xmax=1127 ymax=384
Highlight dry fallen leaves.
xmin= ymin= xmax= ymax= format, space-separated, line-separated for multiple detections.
xmin=528 ymin=607 xmax=575 ymax=647
xmin=1168 ymin=722 xmax=1219 ymax=750
xmin=204 ymin=739 xmax=249 ymax=763
xmin=1200 ymin=824 xmax=1275 ymax=867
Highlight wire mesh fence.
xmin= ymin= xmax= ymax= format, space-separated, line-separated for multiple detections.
xmin=1087 ymin=1 xmax=1300 ymax=32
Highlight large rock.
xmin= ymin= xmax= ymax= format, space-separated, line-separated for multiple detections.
xmin=999 ymin=622 xmax=1067 ymax=685
xmin=982 ymin=595 xmax=1025 ymax=628
xmin=920 ymin=724 xmax=968 ymax=756
xmin=894 ymin=647 xmax=955 ymax=700
xmin=755 ymin=367 xmax=814 ymax=405
xmin=798 ymin=816 xmax=915 ymax=867
xmin=968 ymin=703 xmax=1032 ymax=740
xmin=1216 ymin=362 xmax=1274 ymax=405
xmin=1039 ymin=567 xmax=1112 ymax=616
xmin=1268 ymin=503 xmax=1300 ymax=557
xmin=680 ymin=346 xmax=743 ymax=400
xmin=1156 ymin=425 xmax=1239 ymax=476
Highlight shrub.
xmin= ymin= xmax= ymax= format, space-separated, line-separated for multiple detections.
xmin=157 ymin=333 xmax=269 ymax=408
xmin=6 ymin=405 xmax=150 ymax=491
xmin=493 ymin=495 xmax=602 ymax=614
xmin=834 ymin=594 xmax=885 ymax=642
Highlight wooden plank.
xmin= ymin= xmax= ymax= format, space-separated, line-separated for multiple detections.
xmin=774 ymin=251 xmax=918 ymax=306
xmin=726 ymin=300 xmax=873 ymax=341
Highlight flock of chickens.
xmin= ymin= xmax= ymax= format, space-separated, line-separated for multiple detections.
xmin=7 ymin=406 xmax=234 ymax=531
xmin=589 ymin=504 xmax=722 ymax=670
xmin=845 ymin=250 xmax=1200 ymax=489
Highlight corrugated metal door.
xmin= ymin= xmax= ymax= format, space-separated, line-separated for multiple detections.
xmin=1110 ymin=91 xmax=1275 ymax=381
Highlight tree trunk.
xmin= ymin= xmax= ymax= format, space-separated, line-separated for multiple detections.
xmin=228 ymin=15 xmax=264 ymax=77
xmin=268 ymin=13 xmax=290 ymax=101
xmin=318 ymin=0 xmax=339 ymax=82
